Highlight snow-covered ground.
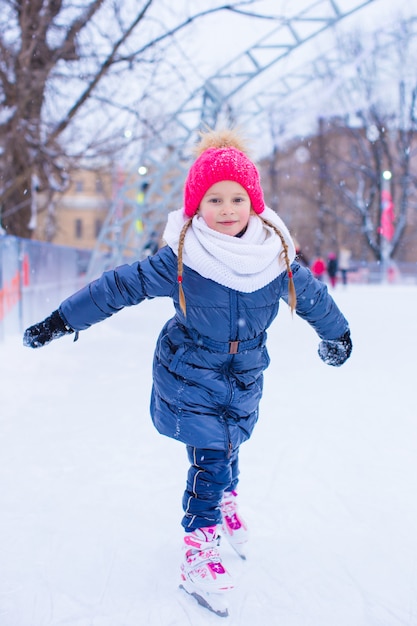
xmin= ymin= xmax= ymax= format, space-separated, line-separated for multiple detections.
xmin=1 ymin=283 xmax=416 ymax=625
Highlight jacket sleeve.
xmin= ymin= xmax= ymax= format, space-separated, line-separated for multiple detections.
xmin=286 ymin=262 xmax=349 ymax=340
xmin=59 ymin=246 xmax=178 ymax=331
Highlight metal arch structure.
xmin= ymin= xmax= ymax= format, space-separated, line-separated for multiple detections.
xmin=87 ymin=0 xmax=376 ymax=280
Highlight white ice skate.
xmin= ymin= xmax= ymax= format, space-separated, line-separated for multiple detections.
xmin=221 ymin=490 xmax=249 ymax=559
xmin=179 ymin=526 xmax=233 ymax=617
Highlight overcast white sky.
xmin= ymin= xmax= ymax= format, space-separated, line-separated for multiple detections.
xmin=167 ymin=0 xmax=416 ymax=81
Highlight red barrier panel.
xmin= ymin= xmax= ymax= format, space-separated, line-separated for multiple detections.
xmin=0 ymin=254 xmax=30 ymax=321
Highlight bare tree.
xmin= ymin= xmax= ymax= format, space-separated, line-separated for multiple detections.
xmin=0 ymin=0 xmax=262 ymax=238
xmin=291 ymin=17 xmax=417 ymax=264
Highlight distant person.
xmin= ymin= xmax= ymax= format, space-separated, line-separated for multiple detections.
xmin=327 ymin=252 xmax=338 ymax=288
xmin=22 ymin=129 xmax=352 ymax=618
xmin=311 ymin=256 xmax=326 ymax=281
xmin=339 ymin=247 xmax=351 ymax=286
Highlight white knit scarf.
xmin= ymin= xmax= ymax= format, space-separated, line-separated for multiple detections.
xmin=162 ymin=206 xmax=296 ymax=293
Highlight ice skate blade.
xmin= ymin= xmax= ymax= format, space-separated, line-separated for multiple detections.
xmin=179 ymin=582 xmax=229 ymax=618
xmin=223 ymin=537 xmax=247 ymax=560
xmin=230 ymin=543 xmax=247 ymax=560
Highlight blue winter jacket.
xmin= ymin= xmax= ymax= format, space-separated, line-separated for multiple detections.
xmin=60 ymin=245 xmax=348 ymax=451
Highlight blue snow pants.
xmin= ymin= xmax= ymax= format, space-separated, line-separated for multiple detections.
xmin=182 ymin=445 xmax=240 ymax=531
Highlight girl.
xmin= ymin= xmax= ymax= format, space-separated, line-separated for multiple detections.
xmin=24 ymin=129 xmax=352 ymax=616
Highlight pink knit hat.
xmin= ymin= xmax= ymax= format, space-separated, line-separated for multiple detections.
xmin=183 ymin=146 xmax=265 ymax=217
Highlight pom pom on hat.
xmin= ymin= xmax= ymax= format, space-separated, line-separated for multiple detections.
xmin=183 ymin=137 xmax=265 ymax=217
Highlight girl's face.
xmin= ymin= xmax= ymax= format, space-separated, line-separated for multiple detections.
xmin=198 ymin=180 xmax=251 ymax=236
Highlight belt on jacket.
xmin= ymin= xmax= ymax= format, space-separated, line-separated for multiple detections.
xmin=186 ymin=328 xmax=266 ymax=354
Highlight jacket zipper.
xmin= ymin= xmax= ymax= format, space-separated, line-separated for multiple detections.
xmin=229 ymin=290 xmax=238 ymax=341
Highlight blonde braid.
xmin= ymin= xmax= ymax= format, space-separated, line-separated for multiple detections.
xmin=177 ymin=218 xmax=193 ymax=316
xmin=259 ymin=215 xmax=297 ymax=313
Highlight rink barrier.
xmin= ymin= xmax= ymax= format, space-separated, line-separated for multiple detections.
xmin=0 ymin=236 xmax=90 ymax=341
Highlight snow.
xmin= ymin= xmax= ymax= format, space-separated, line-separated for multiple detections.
xmin=1 ymin=283 xmax=416 ymax=625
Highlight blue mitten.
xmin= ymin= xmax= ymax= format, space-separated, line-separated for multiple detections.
xmin=23 ymin=310 xmax=74 ymax=348
xmin=318 ymin=330 xmax=352 ymax=367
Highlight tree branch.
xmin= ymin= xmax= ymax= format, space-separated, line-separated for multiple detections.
xmin=47 ymin=1 xmax=260 ymax=143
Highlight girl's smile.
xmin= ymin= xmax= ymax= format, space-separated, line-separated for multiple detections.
xmin=198 ymin=180 xmax=251 ymax=236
